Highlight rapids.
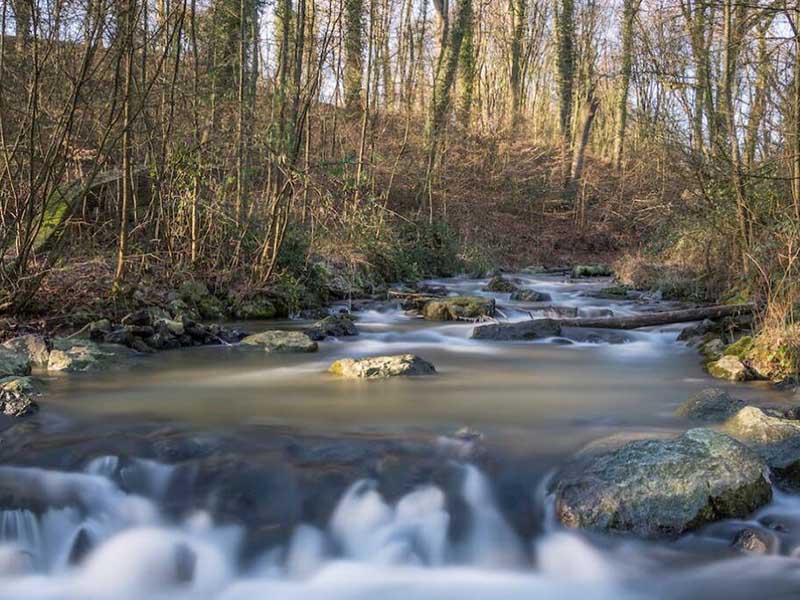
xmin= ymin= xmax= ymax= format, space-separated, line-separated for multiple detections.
xmin=1 ymin=273 xmax=799 ymax=599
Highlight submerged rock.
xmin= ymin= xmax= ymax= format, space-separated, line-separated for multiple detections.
xmin=241 ymin=331 xmax=318 ymax=353
xmin=305 ymin=315 xmax=358 ymax=341
xmin=1 ymin=335 xmax=51 ymax=368
xmin=561 ymin=328 xmax=632 ymax=345
xmin=471 ymin=319 xmax=561 ymax=341
xmin=676 ymin=388 xmax=747 ymax=422
xmin=509 ymin=289 xmax=551 ymax=302
xmin=47 ymin=339 xmax=125 ymax=372
xmin=484 ymin=276 xmax=519 ymax=293
xmin=551 ymin=428 xmax=771 ymax=538
xmin=0 ymin=376 xmax=38 ymax=417
xmin=731 ymin=528 xmax=774 ymax=554
xmin=0 ymin=348 xmax=32 ymax=378
xmin=708 ymin=355 xmax=750 ymax=382
xmin=422 ymin=297 xmax=496 ymax=321
xmin=329 ymin=354 xmax=436 ymax=379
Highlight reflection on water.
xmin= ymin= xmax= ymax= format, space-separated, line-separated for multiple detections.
xmin=1 ymin=273 xmax=798 ymax=599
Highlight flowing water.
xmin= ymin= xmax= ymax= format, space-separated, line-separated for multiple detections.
xmin=1 ymin=274 xmax=799 ymax=599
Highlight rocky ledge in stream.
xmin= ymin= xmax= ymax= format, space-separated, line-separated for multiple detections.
xmin=550 ymin=428 xmax=772 ymax=538
xmin=329 ymin=354 xmax=436 ymax=379
xmin=0 ymin=308 xmax=248 ymax=419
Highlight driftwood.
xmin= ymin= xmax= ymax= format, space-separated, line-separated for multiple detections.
xmin=472 ymin=304 xmax=754 ymax=340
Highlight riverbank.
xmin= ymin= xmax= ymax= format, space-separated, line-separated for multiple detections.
xmin=1 ymin=271 xmax=800 ymax=599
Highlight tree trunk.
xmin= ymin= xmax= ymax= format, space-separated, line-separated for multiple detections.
xmin=509 ymin=0 xmax=526 ymax=126
xmin=554 ymin=0 xmax=575 ymax=187
xmin=613 ymin=0 xmax=637 ymax=170
xmin=344 ymin=0 xmax=364 ymax=112
xmin=472 ymin=304 xmax=755 ymax=339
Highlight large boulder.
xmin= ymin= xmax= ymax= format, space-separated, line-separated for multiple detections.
xmin=1 ymin=335 xmax=51 ymax=368
xmin=484 ymin=276 xmax=519 ymax=293
xmin=510 ymin=289 xmax=551 ymax=302
xmin=676 ymin=388 xmax=747 ymax=422
xmin=241 ymin=331 xmax=318 ymax=353
xmin=304 ymin=316 xmax=358 ymax=341
xmin=708 ymin=355 xmax=750 ymax=382
xmin=47 ymin=339 xmax=125 ymax=372
xmin=0 ymin=376 xmax=38 ymax=417
xmin=0 ymin=348 xmax=32 ymax=378
xmin=422 ymin=297 xmax=495 ymax=321
xmin=329 ymin=354 xmax=436 ymax=379
xmin=551 ymin=428 xmax=771 ymax=538
xmin=471 ymin=319 xmax=561 ymax=341
xmin=722 ymin=406 xmax=800 ymax=488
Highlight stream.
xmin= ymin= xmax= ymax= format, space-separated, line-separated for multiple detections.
xmin=1 ymin=273 xmax=800 ymax=599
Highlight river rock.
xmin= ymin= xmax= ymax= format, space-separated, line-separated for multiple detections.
xmin=708 ymin=355 xmax=750 ymax=382
xmin=510 ymin=289 xmax=551 ymax=302
xmin=0 ymin=376 xmax=38 ymax=417
xmin=0 ymin=348 xmax=32 ymax=378
xmin=305 ymin=316 xmax=358 ymax=341
xmin=700 ymin=337 xmax=726 ymax=361
xmin=551 ymin=428 xmax=771 ymax=538
xmin=471 ymin=319 xmax=561 ymax=341
xmin=329 ymin=354 xmax=436 ymax=379
xmin=676 ymin=388 xmax=747 ymax=421
xmin=572 ymin=265 xmax=613 ymax=278
xmin=179 ymin=281 xmax=227 ymax=320
xmin=241 ymin=331 xmax=318 ymax=353
xmin=541 ymin=306 xmax=579 ymax=319
xmin=723 ymin=406 xmax=800 ymax=445
xmin=731 ymin=528 xmax=774 ymax=554
xmin=47 ymin=339 xmax=123 ymax=372
xmin=484 ymin=276 xmax=519 ymax=293
xmin=231 ymin=297 xmax=277 ymax=320
xmin=677 ymin=319 xmax=716 ymax=342
xmin=1 ymin=335 xmax=51 ymax=368
xmin=422 ymin=297 xmax=496 ymax=321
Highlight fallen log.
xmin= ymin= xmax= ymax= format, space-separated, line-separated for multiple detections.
xmin=471 ymin=304 xmax=754 ymax=340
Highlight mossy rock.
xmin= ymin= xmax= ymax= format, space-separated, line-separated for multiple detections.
xmin=725 ymin=336 xmax=755 ymax=360
xmin=422 ymin=296 xmax=496 ymax=321
xmin=179 ymin=281 xmax=227 ymax=320
xmin=0 ymin=347 xmax=33 ymax=378
xmin=708 ymin=356 xmax=750 ymax=382
xmin=591 ymin=285 xmax=629 ymax=299
xmin=510 ymin=289 xmax=551 ymax=302
xmin=232 ymin=298 xmax=277 ymax=320
xmin=746 ymin=332 xmax=800 ymax=383
xmin=483 ymin=276 xmax=519 ymax=293
xmin=241 ymin=331 xmax=318 ymax=353
xmin=572 ymin=265 xmax=613 ymax=278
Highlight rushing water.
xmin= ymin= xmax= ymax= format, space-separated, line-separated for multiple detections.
xmin=1 ymin=273 xmax=799 ymax=599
